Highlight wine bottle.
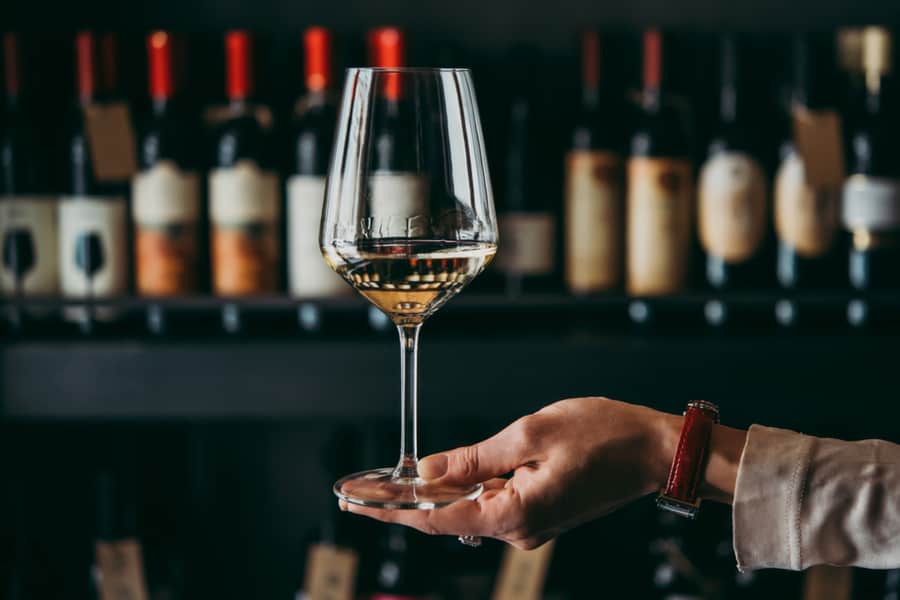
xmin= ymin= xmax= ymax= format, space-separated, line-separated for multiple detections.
xmin=0 ymin=34 xmax=58 ymax=319
xmin=370 ymin=526 xmax=429 ymax=600
xmin=648 ymin=512 xmax=704 ymax=600
xmin=365 ymin=27 xmax=429 ymax=233
xmin=91 ymin=469 xmax=151 ymax=600
xmin=626 ymin=29 xmax=693 ymax=323
xmin=697 ymin=36 xmax=770 ymax=326
xmin=132 ymin=31 xmax=201 ymax=303
xmin=564 ymin=31 xmax=626 ymax=295
xmin=842 ymin=29 xmax=900 ymax=294
xmin=496 ymin=46 xmax=557 ymax=295
xmin=209 ymin=31 xmax=280 ymax=299
xmin=59 ymin=31 xmax=130 ymax=329
xmin=774 ymin=35 xmax=843 ymax=292
xmin=286 ymin=27 xmax=348 ymax=313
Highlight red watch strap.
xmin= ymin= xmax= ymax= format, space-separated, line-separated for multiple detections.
xmin=657 ymin=400 xmax=719 ymax=519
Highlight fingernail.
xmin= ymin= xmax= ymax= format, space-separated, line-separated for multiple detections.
xmin=419 ymin=454 xmax=448 ymax=479
xmin=338 ymin=499 xmax=348 ymax=512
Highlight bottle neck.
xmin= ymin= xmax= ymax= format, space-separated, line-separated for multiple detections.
xmin=720 ymin=83 xmax=738 ymax=124
xmin=642 ymin=86 xmax=661 ymax=112
xmin=151 ymin=96 xmax=171 ymax=116
xmin=865 ymin=73 xmax=884 ymax=114
xmin=582 ymin=84 xmax=599 ymax=110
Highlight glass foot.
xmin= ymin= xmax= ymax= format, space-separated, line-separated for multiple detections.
xmin=334 ymin=467 xmax=483 ymax=510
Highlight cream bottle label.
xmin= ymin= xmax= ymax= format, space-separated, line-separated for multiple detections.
xmin=0 ymin=196 xmax=58 ymax=296
xmin=287 ymin=175 xmax=350 ymax=298
xmin=497 ymin=212 xmax=556 ymax=275
xmin=132 ymin=161 xmax=200 ymax=295
xmin=564 ymin=150 xmax=623 ymax=293
xmin=209 ymin=160 xmax=280 ymax=295
xmin=626 ymin=157 xmax=693 ymax=296
xmin=698 ymin=152 xmax=767 ymax=263
xmin=774 ymin=152 xmax=839 ymax=257
xmin=367 ymin=173 xmax=430 ymax=237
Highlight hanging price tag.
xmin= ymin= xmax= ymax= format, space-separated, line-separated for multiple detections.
xmin=84 ymin=102 xmax=138 ymax=183
xmin=303 ymin=543 xmax=359 ymax=600
xmin=792 ymin=107 xmax=845 ymax=189
xmin=803 ymin=565 xmax=854 ymax=600
xmin=491 ymin=540 xmax=555 ymax=600
xmin=95 ymin=539 xmax=150 ymax=600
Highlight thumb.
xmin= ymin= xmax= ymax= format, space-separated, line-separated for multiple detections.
xmin=419 ymin=420 xmax=529 ymax=484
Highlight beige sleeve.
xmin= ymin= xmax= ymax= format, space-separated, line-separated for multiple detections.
xmin=733 ymin=424 xmax=900 ymax=571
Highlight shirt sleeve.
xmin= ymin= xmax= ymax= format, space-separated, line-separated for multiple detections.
xmin=733 ymin=424 xmax=900 ymax=571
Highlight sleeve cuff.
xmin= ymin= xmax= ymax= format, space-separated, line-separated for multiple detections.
xmin=732 ymin=424 xmax=814 ymax=571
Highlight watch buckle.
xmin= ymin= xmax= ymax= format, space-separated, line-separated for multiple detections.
xmin=656 ymin=494 xmax=702 ymax=520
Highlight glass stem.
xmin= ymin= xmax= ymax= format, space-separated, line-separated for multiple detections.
xmin=394 ymin=323 xmax=422 ymax=480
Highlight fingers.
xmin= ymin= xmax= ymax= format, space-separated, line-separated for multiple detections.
xmin=419 ymin=414 xmax=543 ymax=485
xmin=342 ymin=478 xmax=517 ymax=538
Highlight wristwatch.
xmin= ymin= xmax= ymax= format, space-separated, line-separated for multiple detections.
xmin=657 ymin=400 xmax=720 ymax=519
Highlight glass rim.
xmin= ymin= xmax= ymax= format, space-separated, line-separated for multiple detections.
xmin=345 ymin=66 xmax=472 ymax=74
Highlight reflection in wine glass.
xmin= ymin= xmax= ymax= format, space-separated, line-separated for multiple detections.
xmin=322 ymin=68 xmax=497 ymax=509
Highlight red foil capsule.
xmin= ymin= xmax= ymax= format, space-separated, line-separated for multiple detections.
xmin=100 ymin=32 xmax=118 ymax=95
xmin=367 ymin=27 xmax=405 ymax=100
xmin=75 ymin=30 xmax=97 ymax=101
xmin=3 ymin=33 xmax=19 ymax=99
xmin=148 ymin=31 xmax=174 ymax=100
xmin=225 ymin=30 xmax=253 ymax=101
xmin=304 ymin=26 xmax=332 ymax=93
xmin=643 ymin=28 xmax=662 ymax=91
xmin=582 ymin=31 xmax=600 ymax=92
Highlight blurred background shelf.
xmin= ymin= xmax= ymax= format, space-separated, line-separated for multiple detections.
xmin=3 ymin=328 xmax=897 ymax=439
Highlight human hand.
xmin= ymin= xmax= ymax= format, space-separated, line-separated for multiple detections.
xmin=342 ymin=397 xmax=743 ymax=549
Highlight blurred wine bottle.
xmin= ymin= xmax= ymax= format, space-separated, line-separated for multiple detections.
xmin=287 ymin=27 xmax=350 ymax=332
xmin=698 ymin=35 xmax=770 ymax=327
xmin=369 ymin=525 xmax=430 ymax=600
xmin=209 ymin=31 xmax=280 ymax=334
xmin=495 ymin=46 xmax=558 ymax=295
xmin=59 ymin=31 xmax=131 ymax=331
xmin=627 ymin=29 xmax=693 ymax=325
xmin=133 ymin=32 xmax=201 ymax=299
xmin=297 ymin=427 xmax=362 ymax=600
xmin=0 ymin=33 xmax=58 ymax=325
xmin=91 ymin=468 xmax=151 ymax=600
xmin=564 ymin=31 xmax=626 ymax=295
xmin=841 ymin=28 xmax=900 ymax=326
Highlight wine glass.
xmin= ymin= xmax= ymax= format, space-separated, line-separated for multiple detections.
xmin=321 ymin=68 xmax=497 ymax=509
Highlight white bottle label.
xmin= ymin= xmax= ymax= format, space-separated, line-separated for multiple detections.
xmin=841 ymin=175 xmax=900 ymax=231
xmin=697 ymin=152 xmax=767 ymax=263
xmin=209 ymin=160 xmax=281 ymax=295
xmin=497 ymin=212 xmax=556 ymax=275
xmin=774 ymin=152 xmax=840 ymax=257
xmin=287 ymin=175 xmax=349 ymax=298
xmin=59 ymin=196 xmax=128 ymax=298
xmin=0 ymin=196 xmax=59 ymax=296
xmin=366 ymin=173 xmax=430 ymax=237
xmin=564 ymin=150 xmax=623 ymax=293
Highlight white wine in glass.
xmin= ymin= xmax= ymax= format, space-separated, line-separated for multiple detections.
xmin=321 ymin=67 xmax=498 ymax=509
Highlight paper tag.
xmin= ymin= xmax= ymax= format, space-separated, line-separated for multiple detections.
xmin=491 ymin=541 xmax=555 ymax=600
xmin=95 ymin=539 xmax=150 ymax=600
xmin=84 ymin=102 xmax=138 ymax=182
xmin=792 ymin=108 xmax=845 ymax=189
xmin=303 ymin=543 xmax=358 ymax=600
xmin=803 ymin=565 xmax=853 ymax=600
